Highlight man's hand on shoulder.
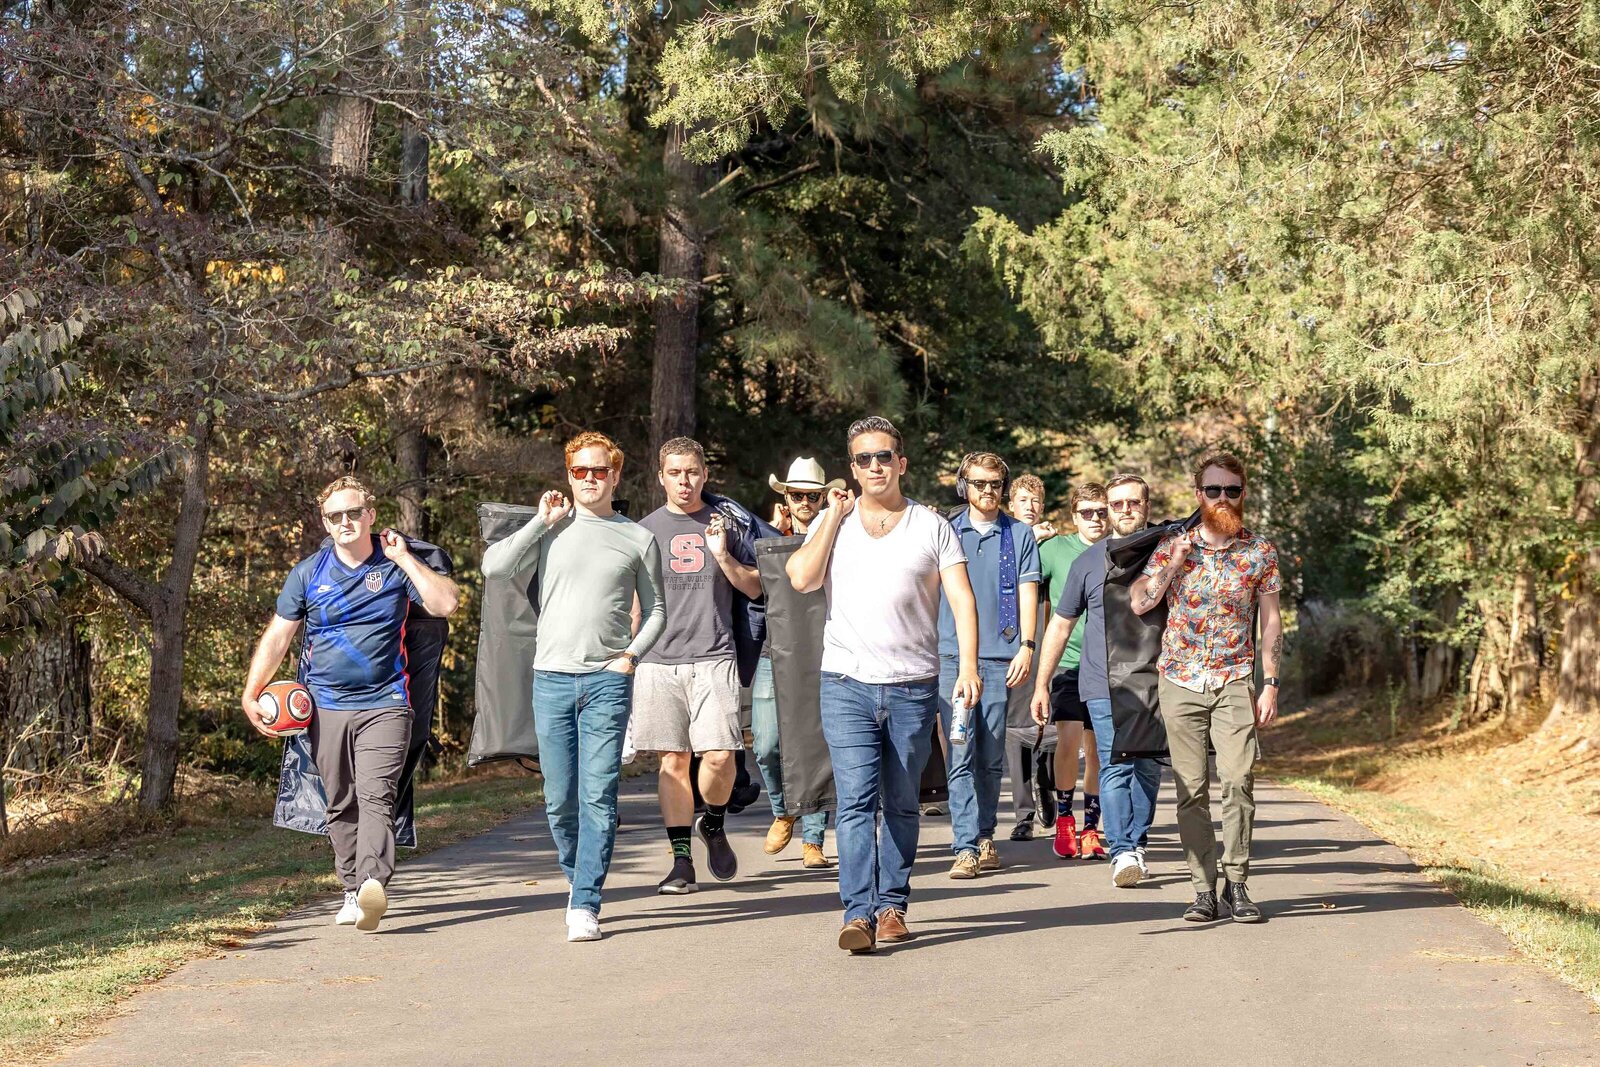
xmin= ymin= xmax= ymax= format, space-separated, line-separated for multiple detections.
xmin=826 ymin=486 xmax=855 ymax=520
xmin=538 ymin=490 xmax=572 ymax=526
xmin=379 ymin=528 xmax=412 ymax=563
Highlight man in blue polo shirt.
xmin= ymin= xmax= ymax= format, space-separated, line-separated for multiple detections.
xmin=938 ymin=453 xmax=1041 ymax=878
xmin=243 ymin=476 xmax=460 ymax=932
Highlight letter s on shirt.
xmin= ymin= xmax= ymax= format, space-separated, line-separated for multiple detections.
xmin=668 ymin=533 xmax=706 ymax=574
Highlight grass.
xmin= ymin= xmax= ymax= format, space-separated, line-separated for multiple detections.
xmin=1272 ymin=692 xmax=1600 ymax=1008
xmin=0 ymin=770 xmax=543 ymax=1065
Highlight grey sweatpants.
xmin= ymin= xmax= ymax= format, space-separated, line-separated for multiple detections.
xmin=308 ymin=705 xmax=412 ymax=890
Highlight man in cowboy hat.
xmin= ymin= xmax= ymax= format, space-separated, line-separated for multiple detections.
xmin=754 ymin=456 xmax=846 ymax=866
xmin=768 ymin=456 xmax=846 ymax=534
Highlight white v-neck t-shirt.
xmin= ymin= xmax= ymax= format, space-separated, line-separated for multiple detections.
xmin=806 ymin=500 xmax=966 ymax=684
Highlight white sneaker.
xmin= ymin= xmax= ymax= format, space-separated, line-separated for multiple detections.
xmin=1135 ymin=846 xmax=1149 ymax=877
xmin=621 ymin=717 xmax=636 ymax=766
xmin=1112 ymin=852 xmax=1144 ymax=888
xmin=565 ymin=907 xmax=601 ymax=942
xmin=335 ymin=890 xmax=359 ymax=926
xmin=355 ymin=877 xmax=388 ymax=932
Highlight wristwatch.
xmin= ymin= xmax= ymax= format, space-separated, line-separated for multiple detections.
xmin=620 ymin=652 xmax=639 ymax=667
xmin=1022 ymin=639 xmax=1037 ymax=650
xmin=1261 ymin=676 xmax=1280 ymax=688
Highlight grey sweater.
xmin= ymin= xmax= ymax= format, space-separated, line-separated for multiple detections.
xmin=481 ymin=509 xmax=666 ymax=673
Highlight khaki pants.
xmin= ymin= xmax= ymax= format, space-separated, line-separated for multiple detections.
xmin=1160 ymin=677 xmax=1259 ymax=893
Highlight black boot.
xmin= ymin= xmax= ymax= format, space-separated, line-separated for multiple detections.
xmin=1183 ymin=889 xmax=1219 ymax=922
xmin=1223 ymin=880 xmax=1262 ymax=923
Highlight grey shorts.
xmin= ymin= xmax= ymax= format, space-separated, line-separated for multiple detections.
xmin=631 ymin=658 xmax=744 ymax=754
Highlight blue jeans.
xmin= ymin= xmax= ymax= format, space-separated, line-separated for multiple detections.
xmin=531 ymin=669 xmax=633 ymax=915
xmin=937 ymin=657 xmax=1011 ymax=854
xmin=751 ymin=658 xmax=828 ymax=846
xmin=819 ymin=672 xmax=938 ymax=924
xmin=1085 ymin=697 xmax=1161 ymax=858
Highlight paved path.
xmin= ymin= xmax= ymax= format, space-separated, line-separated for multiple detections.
xmin=63 ymin=777 xmax=1600 ymax=1067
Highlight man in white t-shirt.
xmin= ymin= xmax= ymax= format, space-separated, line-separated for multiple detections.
xmin=787 ymin=416 xmax=982 ymax=955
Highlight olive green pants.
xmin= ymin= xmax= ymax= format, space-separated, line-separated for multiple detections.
xmin=1159 ymin=677 xmax=1260 ymax=894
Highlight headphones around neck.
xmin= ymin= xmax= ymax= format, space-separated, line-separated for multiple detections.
xmin=954 ymin=452 xmax=1011 ymax=503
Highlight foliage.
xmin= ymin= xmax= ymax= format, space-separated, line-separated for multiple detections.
xmin=0 ymin=290 xmax=172 ymax=647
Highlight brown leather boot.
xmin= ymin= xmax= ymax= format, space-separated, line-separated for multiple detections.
xmin=764 ymin=816 xmax=797 ymax=855
xmin=802 ymin=842 xmax=834 ymax=869
xmin=838 ymin=918 xmax=875 ymax=954
xmin=876 ymin=907 xmax=911 ymax=943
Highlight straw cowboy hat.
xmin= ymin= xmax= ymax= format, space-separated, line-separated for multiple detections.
xmin=768 ymin=456 xmax=846 ymax=494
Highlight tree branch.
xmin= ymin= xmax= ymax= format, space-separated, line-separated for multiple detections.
xmin=80 ymin=552 xmax=160 ymax=616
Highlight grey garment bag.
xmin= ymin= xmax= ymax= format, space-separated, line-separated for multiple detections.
xmin=466 ymin=503 xmax=542 ymax=766
xmin=755 ymin=536 xmax=835 ymax=816
xmin=1101 ymin=510 xmax=1201 ymax=761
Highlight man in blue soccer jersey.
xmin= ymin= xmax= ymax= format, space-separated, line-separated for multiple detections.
xmin=243 ymin=476 xmax=460 ymax=932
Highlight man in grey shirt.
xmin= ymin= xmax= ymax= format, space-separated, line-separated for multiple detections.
xmin=634 ymin=437 xmax=763 ymax=894
xmin=481 ymin=430 xmax=666 ymax=943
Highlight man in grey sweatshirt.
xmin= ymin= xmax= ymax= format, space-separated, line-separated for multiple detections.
xmin=482 ymin=431 xmax=666 ymax=943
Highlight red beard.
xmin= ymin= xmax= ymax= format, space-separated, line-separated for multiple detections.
xmin=1202 ymin=498 xmax=1244 ymax=539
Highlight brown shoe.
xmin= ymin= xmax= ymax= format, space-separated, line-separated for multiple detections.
xmin=876 ymin=908 xmax=912 ymax=943
xmin=978 ymin=838 xmax=1001 ymax=871
xmin=838 ymin=918 xmax=875 ymax=954
xmin=949 ymin=850 xmax=980 ymax=879
xmin=802 ymin=842 xmax=834 ymax=869
xmin=764 ymin=816 xmax=797 ymax=855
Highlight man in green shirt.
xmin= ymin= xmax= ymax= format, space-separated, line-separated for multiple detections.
xmin=1036 ymin=482 xmax=1109 ymax=860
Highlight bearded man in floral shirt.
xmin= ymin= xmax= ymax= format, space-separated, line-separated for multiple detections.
xmin=1133 ymin=452 xmax=1283 ymax=925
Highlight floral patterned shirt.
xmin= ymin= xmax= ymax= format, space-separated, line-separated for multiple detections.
xmin=1142 ymin=527 xmax=1282 ymax=691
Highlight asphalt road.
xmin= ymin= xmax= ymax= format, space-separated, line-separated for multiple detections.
xmin=61 ymin=776 xmax=1600 ymax=1067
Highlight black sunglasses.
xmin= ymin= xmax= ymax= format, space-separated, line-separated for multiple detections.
xmin=786 ymin=490 xmax=823 ymax=503
xmin=966 ymin=478 xmax=1005 ymax=493
xmin=322 ymin=507 xmax=369 ymax=524
xmin=852 ymin=449 xmax=898 ymax=469
xmin=1201 ymin=484 xmax=1244 ymax=500
xmin=1076 ymin=507 xmax=1109 ymax=521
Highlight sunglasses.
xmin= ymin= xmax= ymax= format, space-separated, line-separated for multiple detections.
xmin=569 ymin=466 xmax=612 ymax=481
xmin=852 ymin=449 xmax=898 ymax=469
xmin=1076 ymin=507 xmax=1109 ymax=521
xmin=1201 ymin=484 xmax=1244 ymax=500
xmin=1108 ymin=499 xmax=1145 ymax=513
xmin=966 ymin=478 xmax=1005 ymax=493
xmin=786 ymin=491 xmax=823 ymax=504
xmin=322 ymin=507 xmax=368 ymax=524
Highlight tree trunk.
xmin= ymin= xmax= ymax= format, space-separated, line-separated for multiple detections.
xmin=138 ymin=416 xmax=212 ymax=813
xmin=1467 ymin=599 xmax=1508 ymax=722
xmin=0 ymin=616 xmax=93 ymax=773
xmin=1505 ymin=569 xmax=1543 ymax=722
xmin=399 ymin=0 xmax=431 ymax=207
xmin=1547 ymin=372 xmax=1600 ymax=739
xmin=318 ymin=95 xmax=375 ymax=176
xmin=395 ymin=423 xmax=429 ymax=540
xmin=1419 ymin=588 xmax=1462 ymax=700
xmin=649 ymin=124 xmax=707 ymax=482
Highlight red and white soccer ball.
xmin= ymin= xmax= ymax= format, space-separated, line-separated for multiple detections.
xmin=257 ymin=680 xmax=314 ymax=737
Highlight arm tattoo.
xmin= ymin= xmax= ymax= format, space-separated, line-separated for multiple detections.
xmin=1141 ymin=558 xmax=1183 ymax=609
xmin=1267 ymin=633 xmax=1283 ymax=672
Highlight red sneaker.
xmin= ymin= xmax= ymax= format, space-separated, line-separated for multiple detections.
xmin=1052 ymin=814 xmax=1079 ymax=859
xmin=1079 ymin=827 xmax=1108 ymax=861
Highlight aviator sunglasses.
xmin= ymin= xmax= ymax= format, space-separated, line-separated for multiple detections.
xmin=1201 ymin=484 xmax=1244 ymax=500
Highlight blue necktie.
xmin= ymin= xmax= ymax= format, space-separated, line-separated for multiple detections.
xmin=997 ymin=516 xmax=1019 ymax=642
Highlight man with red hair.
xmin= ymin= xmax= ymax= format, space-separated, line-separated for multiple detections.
xmin=483 ymin=430 xmax=667 ymax=942
xmin=1134 ymin=451 xmax=1283 ymax=925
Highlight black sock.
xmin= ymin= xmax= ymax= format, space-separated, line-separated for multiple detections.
xmin=1055 ymin=789 xmax=1074 ymax=819
xmin=667 ymin=825 xmax=692 ymax=859
xmin=701 ymin=803 xmax=727 ymax=834
xmin=1084 ymin=793 xmax=1101 ymax=830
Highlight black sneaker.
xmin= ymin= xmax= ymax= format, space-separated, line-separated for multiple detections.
xmin=1223 ymin=880 xmax=1262 ymax=923
xmin=695 ymin=814 xmax=739 ymax=881
xmin=657 ymin=856 xmax=698 ymax=895
xmin=1183 ymin=890 xmax=1219 ymax=922
xmin=726 ymin=781 xmax=762 ymax=815
xmin=1009 ymin=821 xmax=1035 ymax=842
